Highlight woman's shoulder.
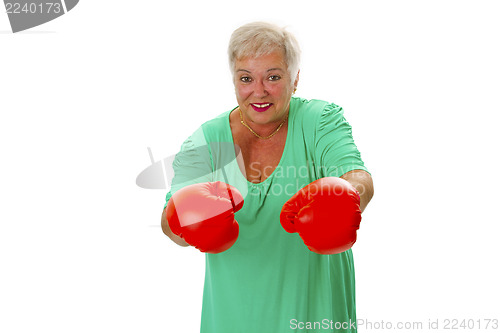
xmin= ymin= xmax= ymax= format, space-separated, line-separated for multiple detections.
xmin=197 ymin=108 xmax=233 ymax=142
xmin=291 ymin=97 xmax=343 ymax=127
xmin=200 ymin=109 xmax=232 ymax=128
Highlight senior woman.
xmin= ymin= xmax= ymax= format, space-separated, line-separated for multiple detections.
xmin=161 ymin=22 xmax=374 ymax=333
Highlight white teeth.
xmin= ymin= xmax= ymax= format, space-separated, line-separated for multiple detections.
xmin=252 ymin=103 xmax=270 ymax=108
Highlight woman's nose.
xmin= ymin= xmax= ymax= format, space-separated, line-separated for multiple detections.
xmin=253 ymin=81 xmax=268 ymax=97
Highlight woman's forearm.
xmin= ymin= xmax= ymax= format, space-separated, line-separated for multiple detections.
xmin=341 ymin=170 xmax=374 ymax=213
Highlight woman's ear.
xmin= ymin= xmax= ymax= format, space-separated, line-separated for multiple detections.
xmin=294 ymin=70 xmax=300 ymax=90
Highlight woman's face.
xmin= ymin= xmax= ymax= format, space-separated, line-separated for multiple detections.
xmin=234 ymin=51 xmax=298 ymax=126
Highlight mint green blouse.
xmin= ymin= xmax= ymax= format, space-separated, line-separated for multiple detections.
xmin=165 ymin=97 xmax=369 ymax=333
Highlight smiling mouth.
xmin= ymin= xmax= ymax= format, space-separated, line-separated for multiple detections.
xmin=250 ymin=103 xmax=272 ymax=112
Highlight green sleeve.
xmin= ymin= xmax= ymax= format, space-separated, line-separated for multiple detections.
xmin=164 ymin=126 xmax=213 ymax=208
xmin=314 ymin=102 xmax=369 ymax=178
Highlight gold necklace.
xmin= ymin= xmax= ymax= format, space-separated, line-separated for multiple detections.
xmin=238 ymin=107 xmax=287 ymax=140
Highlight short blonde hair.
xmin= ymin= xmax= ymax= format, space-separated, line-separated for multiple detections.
xmin=228 ymin=22 xmax=301 ymax=86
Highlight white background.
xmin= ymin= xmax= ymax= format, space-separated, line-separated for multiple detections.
xmin=1 ymin=0 xmax=499 ymax=332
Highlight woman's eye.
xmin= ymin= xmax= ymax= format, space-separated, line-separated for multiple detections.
xmin=269 ymin=75 xmax=281 ymax=81
xmin=240 ymin=76 xmax=252 ymax=82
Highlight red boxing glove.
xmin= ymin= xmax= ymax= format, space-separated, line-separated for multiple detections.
xmin=166 ymin=181 xmax=244 ymax=253
xmin=280 ymin=177 xmax=361 ymax=255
